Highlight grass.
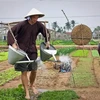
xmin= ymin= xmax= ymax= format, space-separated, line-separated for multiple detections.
xmin=70 ymin=58 xmax=97 ymax=87
xmin=37 ymin=90 xmax=79 ymax=100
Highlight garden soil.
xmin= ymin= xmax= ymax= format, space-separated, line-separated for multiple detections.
xmin=0 ymin=51 xmax=100 ymax=100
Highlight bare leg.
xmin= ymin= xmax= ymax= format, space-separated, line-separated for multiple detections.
xmin=21 ymin=71 xmax=30 ymax=99
xmin=29 ymin=70 xmax=38 ymax=94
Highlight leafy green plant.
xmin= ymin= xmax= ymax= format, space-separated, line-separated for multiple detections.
xmin=92 ymin=50 xmax=99 ymax=57
xmin=37 ymin=90 xmax=79 ymax=100
xmin=0 ymin=68 xmax=21 ymax=85
xmin=51 ymin=40 xmax=75 ymax=45
xmin=70 ymin=58 xmax=97 ymax=87
xmin=36 ymin=40 xmax=44 ymax=45
xmin=89 ymin=40 xmax=99 ymax=45
xmin=0 ymin=52 xmax=8 ymax=62
xmin=56 ymin=47 xmax=76 ymax=55
xmin=0 ymin=86 xmax=25 ymax=100
xmin=0 ymin=39 xmax=98 ymax=46
xmin=0 ymin=40 xmax=7 ymax=45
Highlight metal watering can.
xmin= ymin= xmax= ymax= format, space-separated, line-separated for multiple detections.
xmin=8 ymin=45 xmax=34 ymax=65
xmin=40 ymin=42 xmax=57 ymax=61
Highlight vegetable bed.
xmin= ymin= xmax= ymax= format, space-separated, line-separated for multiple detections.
xmin=0 ymin=68 xmax=21 ymax=85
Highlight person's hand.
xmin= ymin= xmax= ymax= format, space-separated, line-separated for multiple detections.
xmin=12 ymin=43 xmax=18 ymax=49
xmin=46 ymin=41 xmax=50 ymax=49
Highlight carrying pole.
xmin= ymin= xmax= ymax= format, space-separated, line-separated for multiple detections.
xmin=61 ymin=9 xmax=70 ymax=23
xmin=7 ymin=23 xmax=19 ymax=48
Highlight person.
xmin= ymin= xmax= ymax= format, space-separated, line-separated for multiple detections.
xmin=7 ymin=8 xmax=50 ymax=99
xmin=98 ymin=42 xmax=100 ymax=55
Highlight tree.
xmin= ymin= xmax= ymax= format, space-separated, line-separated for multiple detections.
xmin=57 ymin=26 xmax=63 ymax=33
xmin=64 ymin=20 xmax=76 ymax=32
xmin=51 ymin=21 xmax=59 ymax=43
xmin=71 ymin=20 xmax=75 ymax=28
xmin=52 ymin=21 xmax=59 ymax=31
xmin=65 ymin=22 xmax=71 ymax=31
xmin=93 ymin=26 xmax=100 ymax=40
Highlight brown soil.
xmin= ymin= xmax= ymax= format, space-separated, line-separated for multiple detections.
xmin=0 ymin=52 xmax=100 ymax=100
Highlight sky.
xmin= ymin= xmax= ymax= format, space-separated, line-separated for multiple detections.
xmin=0 ymin=0 xmax=100 ymax=31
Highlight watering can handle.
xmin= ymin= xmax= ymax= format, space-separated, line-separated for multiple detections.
xmin=44 ymin=42 xmax=50 ymax=49
xmin=44 ymin=22 xmax=48 ymax=42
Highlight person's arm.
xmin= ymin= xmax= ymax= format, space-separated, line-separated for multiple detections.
xmin=39 ymin=22 xmax=50 ymax=48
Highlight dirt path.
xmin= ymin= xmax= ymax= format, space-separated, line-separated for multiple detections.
xmin=0 ymin=61 xmax=13 ymax=72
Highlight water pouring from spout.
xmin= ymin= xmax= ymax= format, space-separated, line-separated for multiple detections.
xmin=44 ymin=49 xmax=57 ymax=61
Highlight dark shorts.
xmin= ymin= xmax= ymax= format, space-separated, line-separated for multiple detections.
xmin=14 ymin=57 xmax=38 ymax=72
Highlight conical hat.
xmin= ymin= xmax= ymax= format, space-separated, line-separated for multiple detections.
xmin=25 ymin=8 xmax=45 ymax=18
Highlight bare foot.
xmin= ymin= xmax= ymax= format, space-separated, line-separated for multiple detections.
xmin=30 ymin=86 xmax=38 ymax=94
xmin=25 ymin=95 xmax=30 ymax=100
xmin=25 ymin=91 xmax=30 ymax=100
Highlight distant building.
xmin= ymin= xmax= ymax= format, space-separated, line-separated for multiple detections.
xmin=0 ymin=21 xmax=72 ymax=41
xmin=55 ymin=32 xmax=71 ymax=40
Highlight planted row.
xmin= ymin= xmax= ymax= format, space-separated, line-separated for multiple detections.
xmin=56 ymin=47 xmax=76 ymax=55
xmin=37 ymin=90 xmax=79 ymax=100
xmin=0 ymin=52 xmax=8 ymax=62
xmin=0 ymin=86 xmax=25 ymax=100
xmin=0 ymin=68 xmax=21 ymax=86
xmin=70 ymin=58 xmax=97 ymax=87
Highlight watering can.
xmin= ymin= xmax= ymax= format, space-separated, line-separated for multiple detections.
xmin=8 ymin=45 xmax=34 ymax=65
xmin=40 ymin=42 xmax=57 ymax=61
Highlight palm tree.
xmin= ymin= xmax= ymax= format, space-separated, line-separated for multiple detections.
xmin=63 ymin=26 xmax=66 ymax=33
xmin=52 ymin=21 xmax=58 ymax=31
xmin=57 ymin=26 xmax=63 ymax=33
xmin=71 ymin=20 xmax=75 ymax=28
xmin=65 ymin=22 xmax=71 ymax=31
xmin=51 ymin=21 xmax=59 ymax=43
